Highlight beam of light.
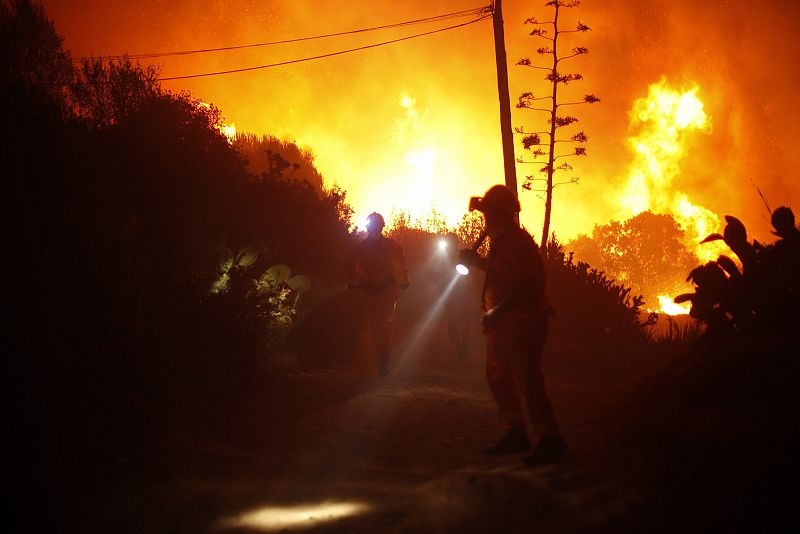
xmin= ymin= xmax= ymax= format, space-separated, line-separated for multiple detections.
xmin=389 ymin=272 xmax=461 ymax=376
xmin=217 ymin=501 xmax=369 ymax=532
xmin=455 ymin=263 xmax=469 ymax=276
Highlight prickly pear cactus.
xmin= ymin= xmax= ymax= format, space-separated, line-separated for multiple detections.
xmin=286 ymin=274 xmax=312 ymax=308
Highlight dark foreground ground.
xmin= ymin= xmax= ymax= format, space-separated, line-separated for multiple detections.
xmin=29 ymin=315 xmax=799 ymax=533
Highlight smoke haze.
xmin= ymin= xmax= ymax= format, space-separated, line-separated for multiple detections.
xmin=45 ymin=0 xmax=800 ymax=241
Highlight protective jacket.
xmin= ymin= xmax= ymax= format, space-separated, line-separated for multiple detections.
xmin=482 ymin=225 xmax=559 ymax=440
xmin=347 ymin=234 xmax=408 ymax=374
xmin=348 ymin=235 xmax=409 ymax=293
xmin=483 ymin=226 xmax=546 ymax=313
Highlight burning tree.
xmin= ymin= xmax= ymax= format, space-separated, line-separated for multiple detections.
xmin=568 ymin=211 xmax=698 ymax=309
xmin=515 ymin=0 xmax=599 ymax=250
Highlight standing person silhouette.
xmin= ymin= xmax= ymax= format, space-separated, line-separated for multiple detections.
xmin=348 ymin=212 xmax=409 ymax=377
xmin=458 ymin=185 xmax=567 ymax=466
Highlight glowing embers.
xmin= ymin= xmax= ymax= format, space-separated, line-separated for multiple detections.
xmin=222 ymin=122 xmax=236 ymax=140
xmin=196 ymin=99 xmax=236 ymax=143
xmin=656 ymin=295 xmax=690 ymax=316
xmin=218 ymin=501 xmax=369 ymax=531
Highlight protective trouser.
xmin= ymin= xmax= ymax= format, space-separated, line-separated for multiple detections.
xmin=364 ymin=286 xmax=398 ymax=367
xmin=485 ymin=311 xmax=559 ymax=440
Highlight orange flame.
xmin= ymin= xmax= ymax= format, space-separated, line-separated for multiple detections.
xmin=197 ymin=100 xmax=237 ymax=143
xmin=656 ymin=295 xmax=690 ymax=315
xmin=619 ymin=79 xmax=729 ymax=313
xmin=353 ymin=93 xmax=452 ymax=229
xmin=222 ymin=122 xmax=237 ymax=140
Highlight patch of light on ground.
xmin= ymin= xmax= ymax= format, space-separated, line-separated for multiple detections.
xmin=218 ymin=501 xmax=369 ymax=531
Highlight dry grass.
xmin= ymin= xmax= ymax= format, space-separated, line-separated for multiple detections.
xmin=645 ymin=315 xmax=705 ymax=345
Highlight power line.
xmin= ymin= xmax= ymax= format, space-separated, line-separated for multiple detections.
xmin=74 ymin=6 xmax=491 ymax=63
xmin=157 ymin=14 xmax=491 ymax=82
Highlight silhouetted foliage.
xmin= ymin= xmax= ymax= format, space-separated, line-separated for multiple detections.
xmin=69 ymin=58 xmax=162 ymax=128
xmin=516 ymin=0 xmax=599 ymax=249
xmin=454 ymin=209 xmax=489 ymax=255
xmin=0 ymin=0 xmax=71 ymax=103
xmin=234 ymin=132 xmax=325 ymax=193
xmin=543 ymin=235 xmax=656 ymax=351
xmin=611 ymin=209 xmax=800 ymax=533
xmin=644 ymin=315 xmax=704 ymax=346
xmin=676 ymin=206 xmax=800 ymax=338
xmin=4 ymin=0 xmax=358 ymax=454
xmin=386 ymin=207 xmax=451 ymax=239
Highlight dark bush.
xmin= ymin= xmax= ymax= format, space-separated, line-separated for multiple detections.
xmin=544 ymin=236 xmax=656 ymax=352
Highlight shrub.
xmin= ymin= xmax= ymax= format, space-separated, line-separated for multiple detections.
xmin=544 ymin=235 xmax=656 ymax=351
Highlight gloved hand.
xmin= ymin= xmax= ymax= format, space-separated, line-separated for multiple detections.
xmin=458 ymin=248 xmax=482 ymax=268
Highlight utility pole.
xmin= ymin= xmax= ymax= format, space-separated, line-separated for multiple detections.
xmin=492 ymin=0 xmax=517 ymax=198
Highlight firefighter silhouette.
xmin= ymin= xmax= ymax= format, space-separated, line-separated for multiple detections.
xmin=458 ymin=185 xmax=567 ymax=466
xmin=348 ymin=212 xmax=409 ymax=376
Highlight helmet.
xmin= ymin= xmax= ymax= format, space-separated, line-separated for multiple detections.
xmin=771 ymin=206 xmax=795 ymax=237
xmin=366 ymin=212 xmax=385 ymax=230
xmin=469 ymin=185 xmax=520 ymax=214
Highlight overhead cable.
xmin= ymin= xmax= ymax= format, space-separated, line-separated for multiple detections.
xmin=157 ymin=14 xmax=491 ymax=81
xmin=74 ymin=5 xmax=491 ymax=63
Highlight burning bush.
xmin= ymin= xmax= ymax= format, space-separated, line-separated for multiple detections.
xmin=568 ymin=211 xmax=698 ymax=310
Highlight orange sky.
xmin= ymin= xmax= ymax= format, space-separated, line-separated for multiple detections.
xmin=44 ymin=0 xmax=800 ymax=242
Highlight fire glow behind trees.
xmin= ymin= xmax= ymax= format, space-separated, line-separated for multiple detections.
xmin=43 ymin=0 xmax=799 ymax=240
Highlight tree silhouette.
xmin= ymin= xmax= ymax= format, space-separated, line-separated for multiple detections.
xmin=4 ymin=0 xmax=361 ymax=444
xmin=69 ymin=57 xmax=161 ymax=128
xmin=515 ymin=0 xmax=599 ymax=250
xmin=0 ymin=0 xmax=71 ymax=102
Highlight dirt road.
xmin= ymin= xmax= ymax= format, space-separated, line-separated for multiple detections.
xmin=54 ymin=319 xmax=665 ymax=533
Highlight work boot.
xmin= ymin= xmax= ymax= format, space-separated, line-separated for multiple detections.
xmin=484 ymin=427 xmax=531 ymax=455
xmin=523 ymin=435 xmax=568 ymax=467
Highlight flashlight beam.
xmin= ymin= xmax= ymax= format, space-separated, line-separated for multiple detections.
xmin=389 ymin=273 xmax=462 ymax=375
